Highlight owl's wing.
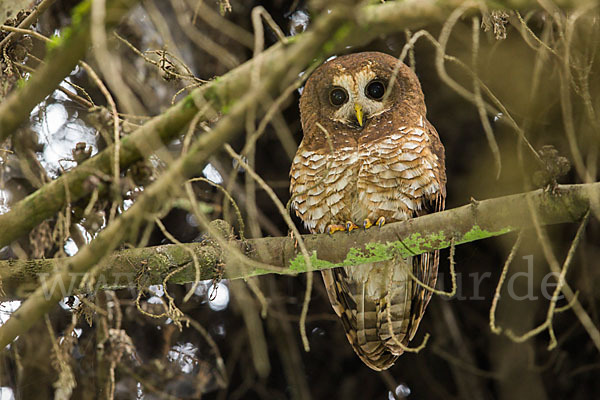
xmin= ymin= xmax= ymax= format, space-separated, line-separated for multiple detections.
xmin=356 ymin=118 xmax=446 ymax=358
xmin=404 ymin=120 xmax=446 ymax=342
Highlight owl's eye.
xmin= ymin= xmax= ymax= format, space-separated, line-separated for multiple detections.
xmin=329 ymin=87 xmax=348 ymax=106
xmin=365 ymin=80 xmax=385 ymax=100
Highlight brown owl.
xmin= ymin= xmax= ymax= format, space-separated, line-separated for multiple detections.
xmin=289 ymin=52 xmax=446 ymax=370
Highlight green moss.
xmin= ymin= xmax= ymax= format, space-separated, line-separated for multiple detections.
xmin=183 ymin=94 xmax=195 ymax=110
xmin=203 ymin=77 xmax=237 ymax=114
xmin=279 ymin=224 xmax=516 ymax=277
xmin=285 ymin=35 xmax=298 ymax=44
xmin=343 ymin=244 xmax=388 ymax=264
xmin=288 ymin=251 xmax=335 ymax=273
xmin=221 ymin=102 xmax=233 ymax=114
xmin=288 ymin=243 xmax=393 ymax=273
xmin=332 ymin=23 xmax=352 ymax=42
xmin=45 ymin=0 xmax=91 ymax=53
xmin=71 ymin=0 xmax=91 ymax=28
xmin=203 ymin=86 xmax=220 ymax=106
xmin=381 ymin=231 xmax=445 ymax=257
xmin=46 ymin=33 xmax=64 ymax=51
xmin=461 ymin=225 xmax=513 ymax=244
xmin=323 ymin=23 xmax=352 ymax=54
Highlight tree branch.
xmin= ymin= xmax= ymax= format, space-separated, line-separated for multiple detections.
xmin=1 ymin=183 xmax=595 ymax=301
xmin=0 ymin=0 xmax=57 ymax=51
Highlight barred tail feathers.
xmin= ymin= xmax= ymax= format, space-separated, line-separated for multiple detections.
xmin=321 ymin=266 xmax=397 ymax=371
xmin=321 ymin=258 xmax=430 ymax=371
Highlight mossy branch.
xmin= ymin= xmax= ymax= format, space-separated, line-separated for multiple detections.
xmin=1 ymin=183 xmax=596 ymax=301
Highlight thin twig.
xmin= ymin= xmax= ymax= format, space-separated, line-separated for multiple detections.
xmin=489 ymin=231 xmax=524 ymax=334
xmin=79 ymin=61 xmax=121 ymax=223
xmin=224 ymin=144 xmax=315 ymax=352
xmin=0 ymin=25 xmax=51 ymax=44
xmin=518 ymin=197 xmax=599 ymax=350
xmin=0 ymin=0 xmax=56 ymax=49
xmin=471 ymin=16 xmax=501 ymax=179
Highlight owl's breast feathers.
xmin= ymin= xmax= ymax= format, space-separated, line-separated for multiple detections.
xmin=290 ymin=114 xmax=445 ymax=233
xmin=289 ymin=113 xmax=446 ymax=370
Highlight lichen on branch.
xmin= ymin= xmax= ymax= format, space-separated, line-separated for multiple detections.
xmin=1 ymin=183 xmax=595 ymax=301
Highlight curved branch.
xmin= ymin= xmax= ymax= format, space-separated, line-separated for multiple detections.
xmin=1 ymin=183 xmax=595 ymax=301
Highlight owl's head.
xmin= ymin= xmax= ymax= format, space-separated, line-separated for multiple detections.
xmin=300 ymin=52 xmax=426 ymax=134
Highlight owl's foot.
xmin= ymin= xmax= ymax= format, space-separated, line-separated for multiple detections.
xmin=327 ymin=221 xmax=359 ymax=235
xmin=327 ymin=224 xmax=346 ymax=235
xmin=345 ymin=221 xmax=359 ymax=232
xmin=362 ymin=216 xmax=386 ymax=230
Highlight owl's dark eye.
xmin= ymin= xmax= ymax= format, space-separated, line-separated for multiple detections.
xmin=365 ymin=80 xmax=385 ymax=100
xmin=329 ymin=87 xmax=348 ymax=106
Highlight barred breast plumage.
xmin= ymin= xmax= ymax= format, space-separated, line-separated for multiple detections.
xmin=290 ymin=52 xmax=446 ymax=370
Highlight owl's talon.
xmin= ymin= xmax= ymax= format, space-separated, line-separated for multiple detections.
xmin=376 ymin=216 xmax=386 ymax=228
xmin=327 ymin=224 xmax=346 ymax=235
xmin=346 ymin=221 xmax=359 ymax=232
xmin=363 ymin=219 xmax=373 ymax=230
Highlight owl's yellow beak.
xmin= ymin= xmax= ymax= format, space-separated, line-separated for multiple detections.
xmin=354 ymin=103 xmax=364 ymax=127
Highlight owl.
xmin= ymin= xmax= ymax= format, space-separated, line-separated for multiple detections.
xmin=289 ymin=52 xmax=446 ymax=370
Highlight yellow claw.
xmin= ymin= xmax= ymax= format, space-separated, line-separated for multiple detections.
xmin=363 ymin=219 xmax=373 ymax=229
xmin=376 ymin=216 xmax=386 ymax=228
xmin=354 ymin=103 xmax=363 ymax=127
xmin=327 ymin=224 xmax=346 ymax=235
xmin=346 ymin=221 xmax=359 ymax=232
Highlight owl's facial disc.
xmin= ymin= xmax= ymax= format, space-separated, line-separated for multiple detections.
xmin=329 ymin=68 xmax=390 ymax=129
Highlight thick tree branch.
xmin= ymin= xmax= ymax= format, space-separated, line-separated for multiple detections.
xmin=1 ymin=183 xmax=596 ymax=301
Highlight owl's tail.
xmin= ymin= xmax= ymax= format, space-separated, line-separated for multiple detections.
xmin=321 ymin=255 xmax=437 ymax=371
